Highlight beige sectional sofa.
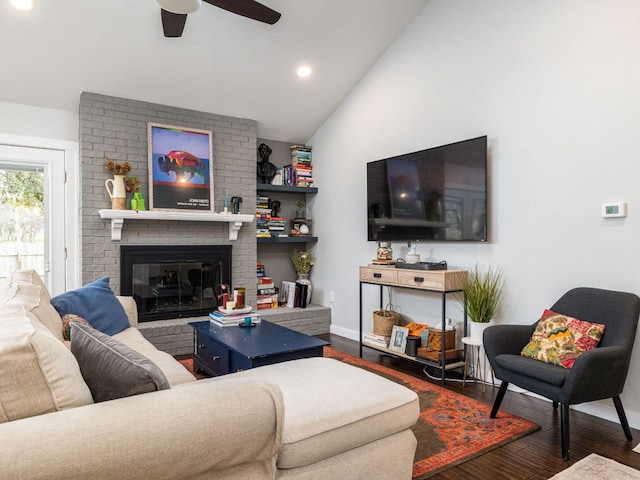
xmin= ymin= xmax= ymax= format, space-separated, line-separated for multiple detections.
xmin=0 ymin=270 xmax=419 ymax=479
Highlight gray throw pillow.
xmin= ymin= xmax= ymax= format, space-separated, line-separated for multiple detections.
xmin=70 ymin=322 xmax=170 ymax=402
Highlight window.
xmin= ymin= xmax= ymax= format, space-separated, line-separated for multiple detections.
xmin=0 ymin=140 xmax=77 ymax=294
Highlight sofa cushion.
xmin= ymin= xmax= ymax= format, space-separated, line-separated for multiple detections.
xmin=51 ymin=277 xmax=130 ymax=336
xmin=232 ymin=357 xmax=419 ymax=469
xmin=1 ymin=271 xmax=64 ymax=340
xmin=112 ymin=327 xmax=196 ymax=386
xmin=0 ymin=305 xmax=93 ymax=423
xmin=70 ymin=323 xmax=171 ymax=402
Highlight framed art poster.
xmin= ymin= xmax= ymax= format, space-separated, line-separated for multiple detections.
xmin=148 ymin=123 xmax=214 ymax=211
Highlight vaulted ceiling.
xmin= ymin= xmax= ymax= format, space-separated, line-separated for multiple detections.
xmin=1 ymin=0 xmax=428 ymax=141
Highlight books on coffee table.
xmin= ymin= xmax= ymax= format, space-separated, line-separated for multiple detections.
xmin=209 ymin=309 xmax=261 ymax=327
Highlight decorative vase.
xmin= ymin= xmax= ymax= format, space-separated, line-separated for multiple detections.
xmin=296 ymin=273 xmax=312 ymax=305
xmin=130 ymin=192 xmax=146 ymax=211
xmin=469 ymin=319 xmax=494 ymax=342
xmin=105 ymin=174 xmax=126 ymax=210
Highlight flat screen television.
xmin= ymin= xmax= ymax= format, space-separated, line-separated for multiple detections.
xmin=367 ymin=136 xmax=487 ymax=242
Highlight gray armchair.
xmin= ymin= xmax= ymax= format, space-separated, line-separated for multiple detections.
xmin=484 ymin=287 xmax=640 ymax=460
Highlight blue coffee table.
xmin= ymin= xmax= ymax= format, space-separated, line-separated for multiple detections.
xmin=189 ymin=320 xmax=329 ymax=376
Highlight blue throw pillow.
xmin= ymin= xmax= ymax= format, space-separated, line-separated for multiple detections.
xmin=51 ymin=277 xmax=130 ymax=336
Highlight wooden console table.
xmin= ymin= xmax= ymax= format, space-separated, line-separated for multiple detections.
xmin=358 ymin=265 xmax=468 ymax=384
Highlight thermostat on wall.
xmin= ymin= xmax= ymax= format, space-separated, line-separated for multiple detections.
xmin=601 ymin=202 xmax=627 ymax=218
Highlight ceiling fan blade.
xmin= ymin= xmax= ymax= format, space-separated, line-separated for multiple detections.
xmin=203 ymin=0 xmax=281 ymax=25
xmin=161 ymin=9 xmax=188 ymax=37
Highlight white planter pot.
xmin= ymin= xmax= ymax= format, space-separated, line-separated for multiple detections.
xmin=469 ymin=320 xmax=494 ymax=343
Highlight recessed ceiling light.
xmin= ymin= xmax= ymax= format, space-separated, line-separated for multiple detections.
xmin=10 ymin=0 xmax=35 ymax=11
xmin=296 ymin=65 xmax=312 ymax=79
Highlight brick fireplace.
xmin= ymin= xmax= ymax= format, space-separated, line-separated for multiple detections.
xmin=79 ymin=92 xmax=259 ymax=354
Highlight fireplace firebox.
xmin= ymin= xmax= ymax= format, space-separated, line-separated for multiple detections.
xmin=120 ymin=245 xmax=232 ymax=322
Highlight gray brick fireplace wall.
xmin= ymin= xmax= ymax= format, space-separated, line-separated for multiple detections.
xmin=79 ymin=92 xmax=259 ymax=353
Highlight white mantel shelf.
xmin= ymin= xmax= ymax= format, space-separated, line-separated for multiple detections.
xmin=98 ymin=209 xmax=254 ymax=241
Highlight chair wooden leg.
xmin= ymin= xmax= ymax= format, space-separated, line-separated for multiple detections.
xmin=490 ymin=381 xmax=509 ymax=419
xmin=613 ymin=395 xmax=633 ymax=441
xmin=560 ymin=403 xmax=570 ymax=460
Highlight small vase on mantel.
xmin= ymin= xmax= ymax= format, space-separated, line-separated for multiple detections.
xmin=105 ymin=174 xmax=127 ymax=210
xmin=296 ymin=273 xmax=312 ymax=305
xmin=130 ymin=192 xmax=146 ymax=211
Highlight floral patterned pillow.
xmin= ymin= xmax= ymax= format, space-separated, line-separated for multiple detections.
xmin=62 ymin=313 xmax=91 ymax=341
xmin=521 ymin=310 xmax=605 ymax=368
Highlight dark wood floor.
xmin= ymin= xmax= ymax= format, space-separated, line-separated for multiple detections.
xmin=318 ymin=333 xmax=640 ymax=479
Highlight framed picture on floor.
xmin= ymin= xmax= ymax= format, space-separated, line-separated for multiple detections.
xmin=148 ymin=123 xmax=214 ymax=212
xmin=388 ymin=325 xmax=409 ymax=353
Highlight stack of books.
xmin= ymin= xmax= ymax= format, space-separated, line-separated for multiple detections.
xmin=291 ymin=144 xmax=313 ymax=187
xmin=256 ymin=195 xmax=271 ymax=238
xmin=268 ymin=217 xmax=287 ymax=237
xmin=209 ymin=309 xmax=261 ymax=327
xmin=257 ymin=266 xmax=278 ymax=310
xmin=363 ymin=332 xmax=390 ymax=348
xmin=280 ymin=145 xmax=314 ymax=187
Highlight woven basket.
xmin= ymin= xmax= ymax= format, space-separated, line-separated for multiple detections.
xmin=372 ymin=304 xmax=401 ymax=336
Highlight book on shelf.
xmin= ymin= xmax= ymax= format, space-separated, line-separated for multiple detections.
xmin=271 ymin=168 xmax=283 ymax=185
xmin=257 ymin=303 xmax=275 ymax=310
xmin=280 ymin=280 xmax=297 ymax=308
xmin=363 ymin=332 xmax=390 ymax=348
xmin=294 ymin=281 xmax=308 ymax=308
xmin=256 ymin=294 xmax=276 ymax=304
xmin=257 ymin=287 xmax=276 ymax=295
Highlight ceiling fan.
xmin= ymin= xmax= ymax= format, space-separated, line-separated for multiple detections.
xmin=155 ymin=0 xmax=281 ymax=38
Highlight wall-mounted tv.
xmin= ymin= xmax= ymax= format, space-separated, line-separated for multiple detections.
xmin=367 ymin=136 xmax=488 ymax=242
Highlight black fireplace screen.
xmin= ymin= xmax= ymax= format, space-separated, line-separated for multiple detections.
xmin=120 ymin=245 xmax=232 ymax=322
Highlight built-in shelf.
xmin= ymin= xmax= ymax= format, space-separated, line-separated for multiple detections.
xmin=257 ymin=236 xmax=318 ymax=244
xmin=98 ymin=209 xmax=254 ymax=241
xmin=257 ymin=184 xmax=318 ymax=194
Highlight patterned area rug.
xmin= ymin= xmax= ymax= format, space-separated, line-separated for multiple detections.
xmin=323 ymin=347 xmax=540 ymax=479
xmin=179 ymin=348 xmax=540 ymax=478
xmin=548 ymin=453 xmax=640 ymax=479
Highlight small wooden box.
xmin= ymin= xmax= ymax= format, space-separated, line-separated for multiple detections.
xmin=427 ymin=329 xmax=456 ymax=351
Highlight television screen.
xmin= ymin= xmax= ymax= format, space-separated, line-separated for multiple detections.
xmin=367 ymin=136 xmax=487 ymax=242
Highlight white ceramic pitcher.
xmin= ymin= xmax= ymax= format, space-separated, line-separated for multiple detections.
xmin=105 ymin=175 xmax=126 ymax=210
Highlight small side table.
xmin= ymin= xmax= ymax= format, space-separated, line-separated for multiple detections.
xmin=462 ymin=336 xmax=494 ymax=392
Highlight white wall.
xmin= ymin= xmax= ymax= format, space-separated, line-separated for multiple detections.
xmin=310 ymin=0 xmax=640 ymax=427
xmin=0 ymin=101 xmax=78 ymax=142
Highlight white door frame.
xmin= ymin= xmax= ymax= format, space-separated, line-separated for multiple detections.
xmin=0 ymin=134 xmax=79 ymax=295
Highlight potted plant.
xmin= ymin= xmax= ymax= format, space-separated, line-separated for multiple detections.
xmin=290 ymin=249 xmax=314 ymax=304
xmin=459 ymin=265 xmax=504 ymax=340
xmin=295 ymin=201 xmax=305 ymax=219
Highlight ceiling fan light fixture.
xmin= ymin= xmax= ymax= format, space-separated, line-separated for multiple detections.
xmin=154 ymin=0 xmax=200 ymax=15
